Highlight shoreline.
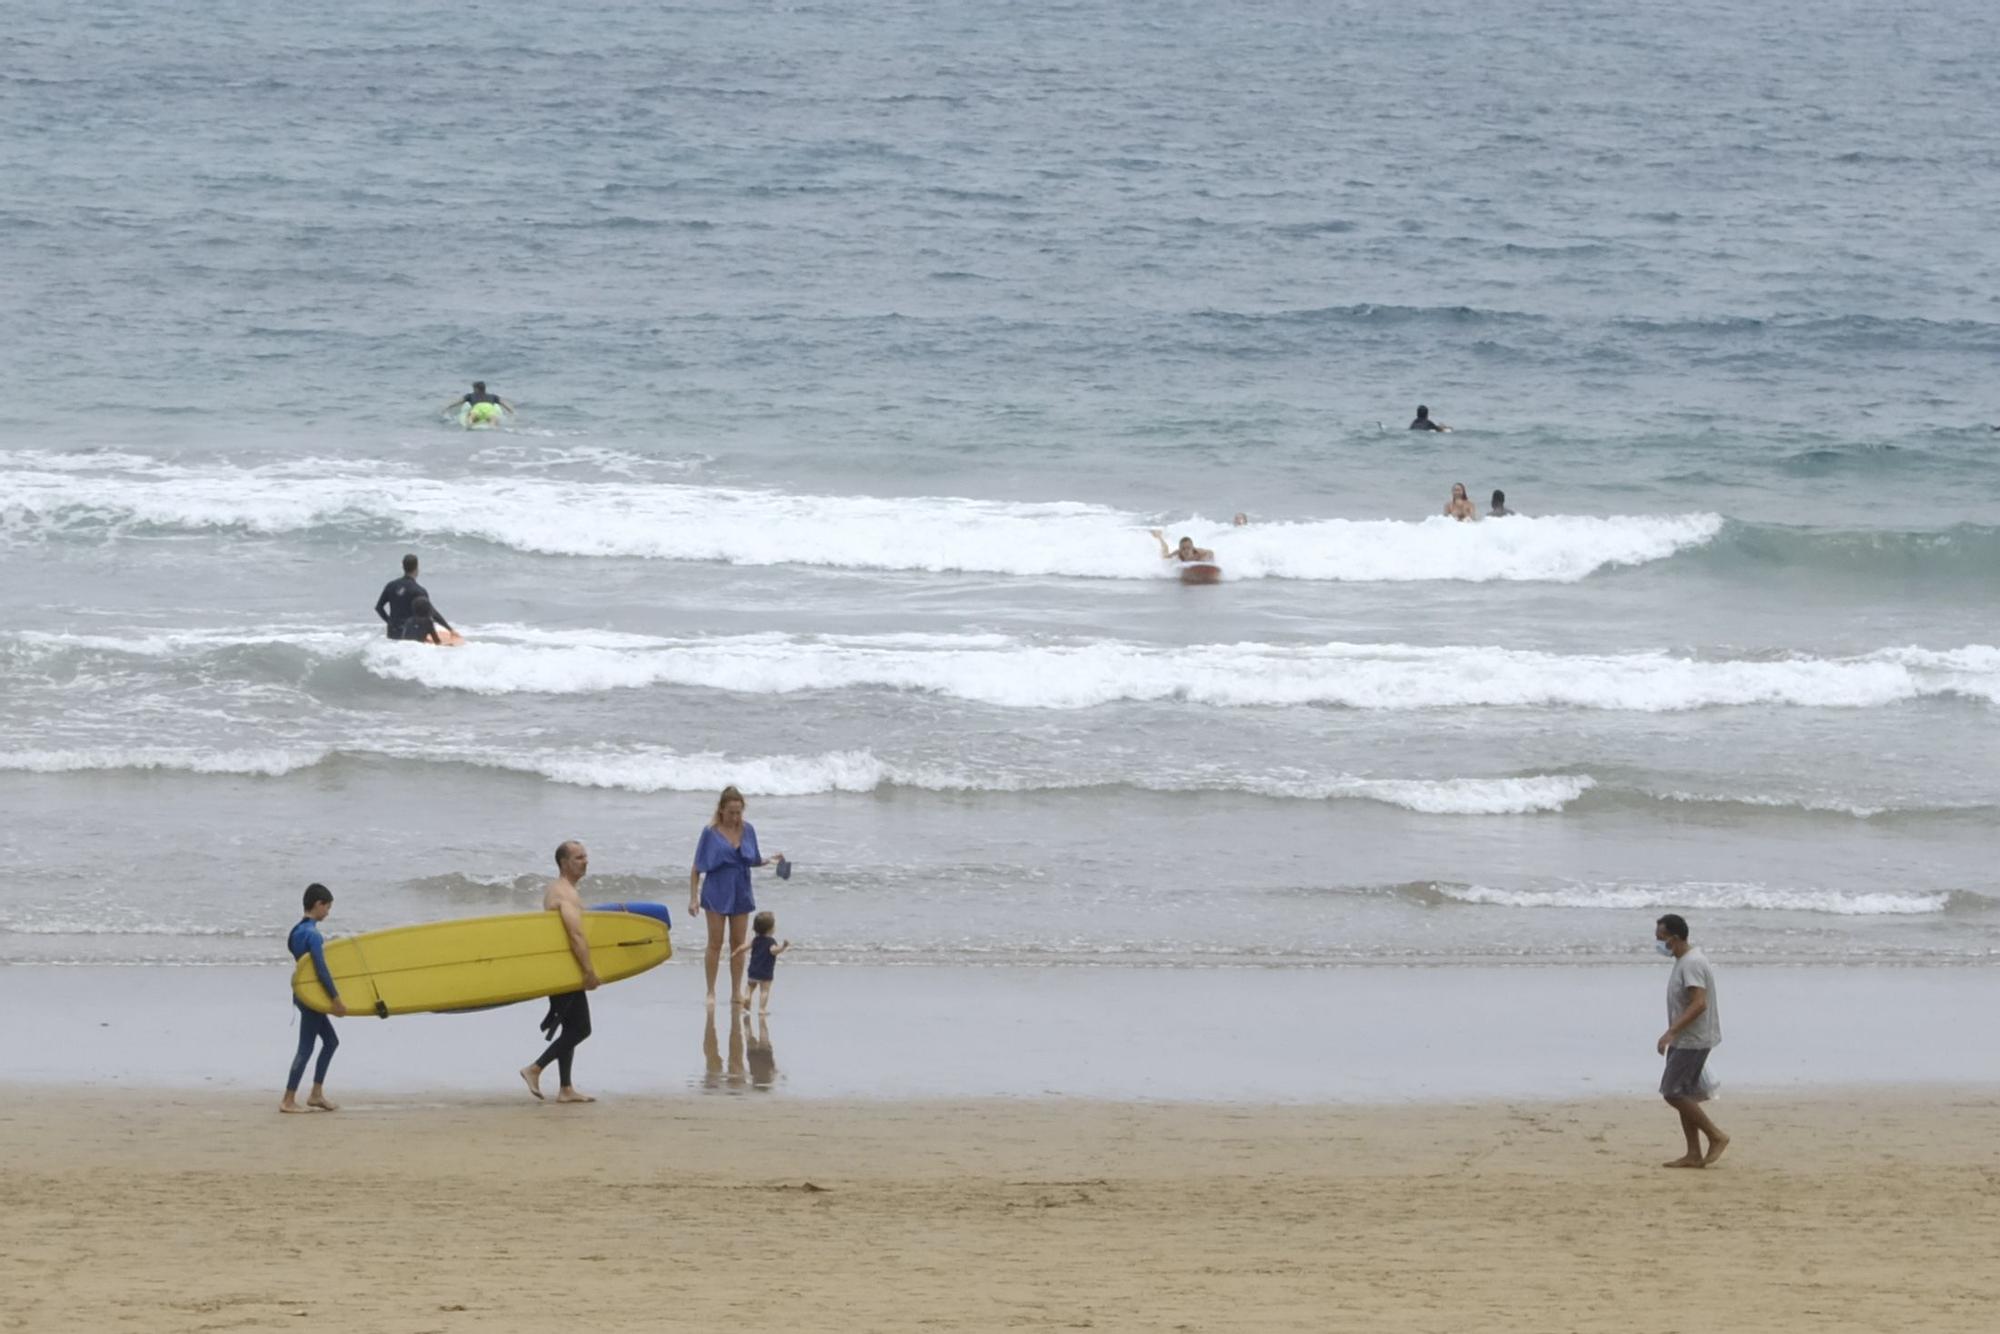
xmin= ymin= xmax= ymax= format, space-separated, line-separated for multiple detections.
xmin=8 ymin=960 xmax=1998 ymax=1103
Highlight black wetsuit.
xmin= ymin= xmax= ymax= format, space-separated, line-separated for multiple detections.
xmin=535 ymin=991 xmax=592 ymax=1086
xmin=374 ymin=576 xmax=427 ymax=640
xmin=1410 ymin=416 xmax=1445 ymax=431
xmin=402 ymin=611 xmax=438 ymax=644
xmin=460 ymin=391 xmax=501 ymax=407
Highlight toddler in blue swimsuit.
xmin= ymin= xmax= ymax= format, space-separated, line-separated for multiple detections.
xmin=734 ymin=911 xmax=790 ymax=1015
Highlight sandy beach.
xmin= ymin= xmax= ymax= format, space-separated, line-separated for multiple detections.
xmin=3 ymin=1087 xmax=1996 ymax=1333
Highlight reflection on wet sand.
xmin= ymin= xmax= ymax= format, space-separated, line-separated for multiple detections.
xmin=746 ymin=1013 xmax=779 ymax=1091
xmin=700 ymin=1008 xmax=746 ymax=1092
xmin=699 ymin=1009 xmax=781 ymax=1093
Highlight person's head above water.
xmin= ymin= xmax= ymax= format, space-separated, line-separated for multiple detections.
xmin=1177 ymin=536 xmax=1198 ymax=556
xmin=1231 ymin=512 xmax=1249 ymax=526
xmin=1491 ymin=489 xmax=1506 ymax=507
xmin=410 ymin=595 xmax=434 ymax=617
xmin=401 ymin=552 xmax=418 ymax=576
xmin=1450 ymin=482 xmax=1469 ymax=502
xmin=1415 ymin=405 xmax=1432 ymax=421
xmin=472 ymin=381 xmax=486 ymax=394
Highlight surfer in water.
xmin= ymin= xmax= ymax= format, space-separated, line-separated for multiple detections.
xmin=1490 ymin=489 xmax=1516 ymax=517
xmin=1150 ymin=528 xmax=1221 ymax=584
xmin=1444 ymin=483 xmax=1479 ymax=522
xmin=444 ymin=380 xmax=515 ymax=427
xmin=400 ymin=596 xmax=454 ymax=646
xmin=374 ymin=553 xmax=456 ymax=641
xmin=1410 ymin=405 xmax=1451 ymax=432
xmin=521 ymin=840 xmax=599 ymax=1104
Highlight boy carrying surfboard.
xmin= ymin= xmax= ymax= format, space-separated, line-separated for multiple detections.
xmin=281 ymin=883 xmax=346 ymax=1114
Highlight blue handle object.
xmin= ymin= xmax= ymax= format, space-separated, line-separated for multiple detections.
xmin=590 ymin=901 xmax=672 ymax=929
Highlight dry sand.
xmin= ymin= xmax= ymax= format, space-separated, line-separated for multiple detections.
xmin=3 ymin=1087 xmax=1996 ymax=1333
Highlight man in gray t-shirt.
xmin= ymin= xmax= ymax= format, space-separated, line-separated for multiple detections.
xmin=1653 ymin=914 xmax=1731 ymax=1168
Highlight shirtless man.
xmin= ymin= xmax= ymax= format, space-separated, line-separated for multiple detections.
xmin=520 ymin=840 xmax=600 ymax=1104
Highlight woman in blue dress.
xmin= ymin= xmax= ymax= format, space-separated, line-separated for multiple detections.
xmin=687 ymin=785 xmax=784 ymax=1010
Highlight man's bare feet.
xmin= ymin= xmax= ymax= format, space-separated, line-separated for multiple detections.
xmin=1702 ymin=1134 xmax=1731 ymax=1166
xmin=1661 ymin=1155 xmax=1704 ymax=1168
xmin=556 ymin=1088 xmax=596 ymax=1104
xmin=306 ymin=1095 xmax=339 ymax=1112
xmin=520 ymin=1065 xmax=545 ymax=1100
xmin=279 ymin=1100 xmax=307 ymax=1114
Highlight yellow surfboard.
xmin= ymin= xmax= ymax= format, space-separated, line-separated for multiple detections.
xmin=292 ymin=911 xmax=671 ymax=1017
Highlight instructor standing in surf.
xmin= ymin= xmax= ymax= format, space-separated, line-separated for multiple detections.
xmin=689 ymin=786 xmax=785 ymax=1011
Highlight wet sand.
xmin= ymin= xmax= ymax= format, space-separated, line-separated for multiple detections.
xmin=3 ymin=1087 xmax=1996 ymax=1333
xmin=10 ymin=961 xmax=2000 ymax=1100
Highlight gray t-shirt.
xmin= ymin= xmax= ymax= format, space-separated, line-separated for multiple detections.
xmin=1665 ymin=947 xmax=1721 ymax=1049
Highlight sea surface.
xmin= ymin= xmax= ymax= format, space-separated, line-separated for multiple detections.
xmin=3 ymin=0 xmax=1997 ymax=972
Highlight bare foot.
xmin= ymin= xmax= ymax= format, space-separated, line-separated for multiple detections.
xmin=1661 ymin=1155 xmax=1704 ymax=1169
xmin=1702 ymin=1134 xmax=1731 ymax=1166
xmin=279 ymin=1100 xmax=307 ymax=1114
xmin=306 ymin=1095 xmax=339 ymax=1112
xmin=735 ymin=993 xmax=751 ymax=1010
xmin=519 ymin=1065 xmax=545 ymax=1100
xmin=705 ymin=994 xmax=717 ymax=1010
xmin=556 ymin=1088 xmax=597 ymax=1104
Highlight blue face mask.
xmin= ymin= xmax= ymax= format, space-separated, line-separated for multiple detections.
xmin=1655 ymin=940 xmax=1675 ymax=957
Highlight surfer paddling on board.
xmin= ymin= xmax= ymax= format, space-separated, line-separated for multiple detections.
xmin=1410 ymin=404 xmax=1451 ymax=432
xmin=1150 ymin=528 xmax=1222 ymax=585
xmin=520 ymin=840 xmax=600 ymax=1104
xmin=443 ymin=380 xmax=515 ymax=428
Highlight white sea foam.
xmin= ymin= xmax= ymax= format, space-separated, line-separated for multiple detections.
xmin=361 ymin=632 xmax=2000 ymax=712
xmin=1437 ymin=881 xmax=1952 ymax=915
xmin=468 ymin=747 xmax=1594 ymax=813
xmin=0 ymin=455 xmax=1719 ymax=582
xmin=477 ymin=747 xmax=894 ymax=797
xmin=0 ymin=747 xmax=328 ymax=777
xmin=1649 ymin=790 xmax=1890 ymax=819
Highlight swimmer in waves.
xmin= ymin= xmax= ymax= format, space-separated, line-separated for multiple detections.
xmin=1151 ymin=528 xmax=1222 ymax=584
xmin=1443 ymin=482 xmax=1479 ymax=522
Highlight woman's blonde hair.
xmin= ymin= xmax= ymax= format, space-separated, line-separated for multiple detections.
xmin=712 ymin=785 xmax=746 ymax=826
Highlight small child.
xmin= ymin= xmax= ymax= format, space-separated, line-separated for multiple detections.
xmin=281 ymin=883 xmax=346 ymax=1114
xmin=733 ymin=910 xmax=790 ymax=1015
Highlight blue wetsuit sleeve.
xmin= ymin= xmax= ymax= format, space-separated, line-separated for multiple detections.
xmin=308 ymin=931 xmax=338 ymax=999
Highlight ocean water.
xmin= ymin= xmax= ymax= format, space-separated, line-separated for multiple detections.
xmin=3 ymin=0 xmax=1997 ymax=972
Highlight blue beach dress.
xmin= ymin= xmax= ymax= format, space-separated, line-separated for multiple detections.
xmin=694 ymin=823 xmax=761 ymax=917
